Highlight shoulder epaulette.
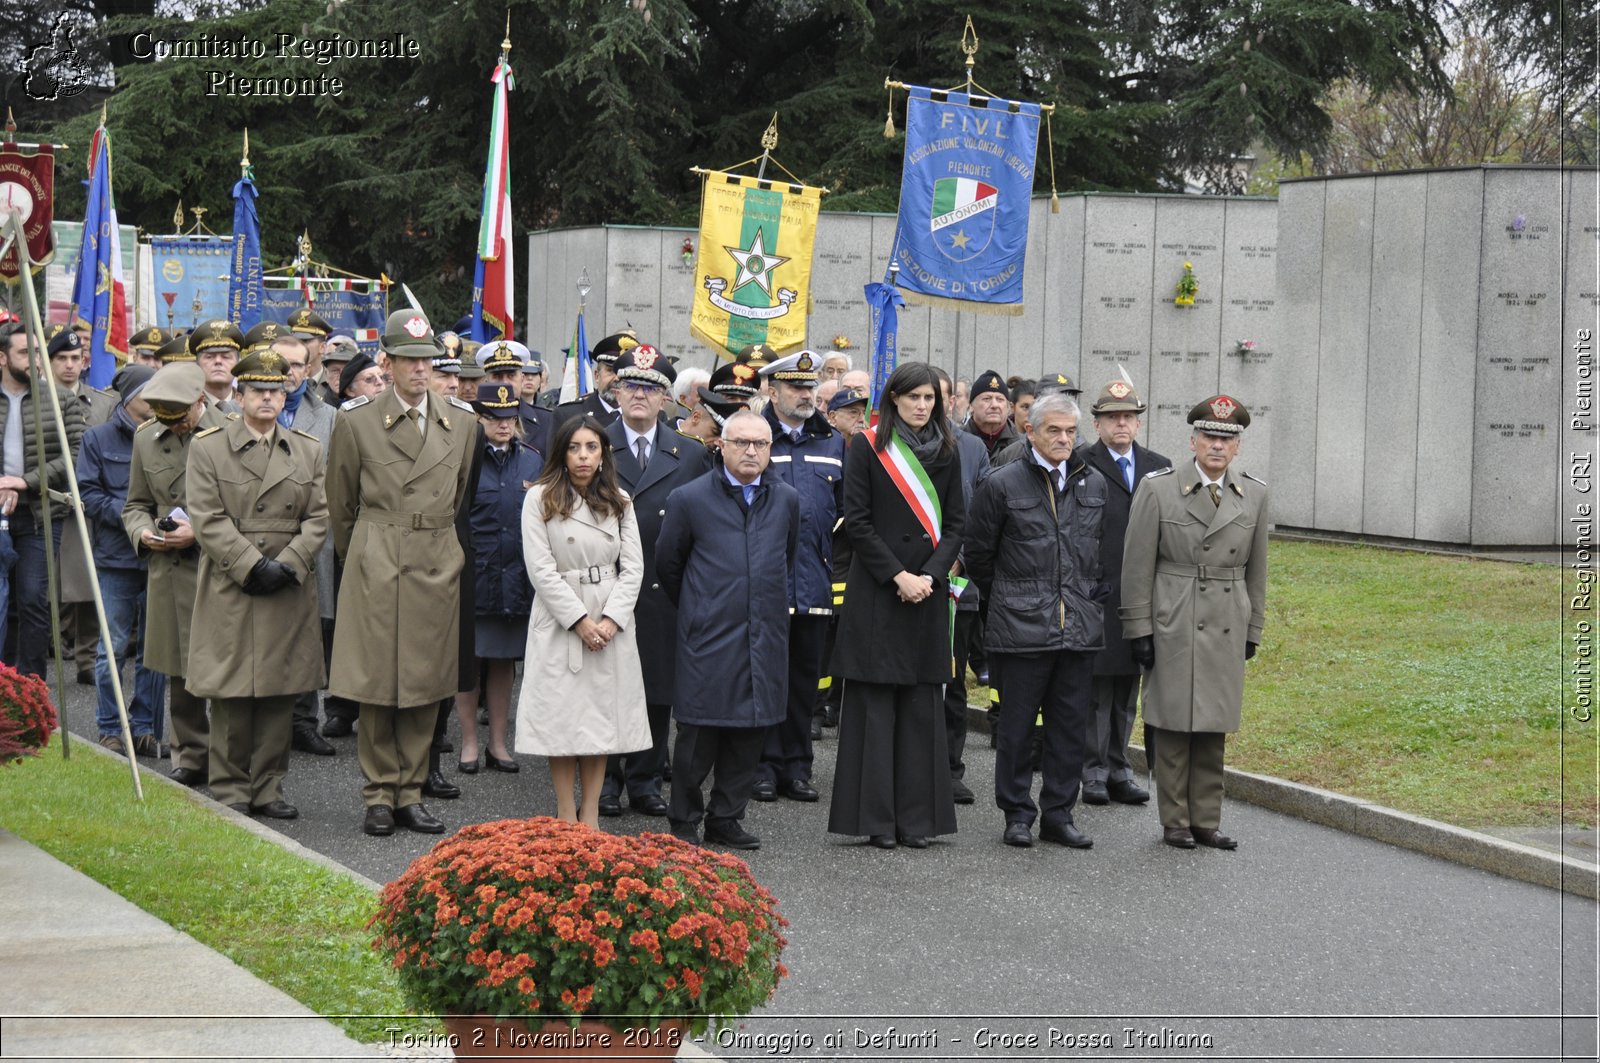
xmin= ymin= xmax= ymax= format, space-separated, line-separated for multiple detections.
xmin=340 ymin=395 xmax=371 ymax=411
xmin=447 ymin=396 xmax=474 ymax=412
xmin=135 ymin=419 xmax=159 ymax=433
xmin=1242 ymin=470 xmax=1267 ymax=486
xmin=194 ymin=426 xmax=223 ymax=439
xmin=1145 ymin=467 xmax=1173 ymax=478
xmin=291 ymin=427 xmax=319 ymax=441
xmin=225 ymin=412 xmax=240 ymax=420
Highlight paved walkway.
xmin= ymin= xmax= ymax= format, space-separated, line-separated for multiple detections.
xmin=13 ymin=674 xmax=1599 ymax=1062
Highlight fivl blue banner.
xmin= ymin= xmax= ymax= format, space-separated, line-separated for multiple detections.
xmin=262 ymin=281 xmax=387 ymax=355
xmin=149 ymin=235 xmax=232 ymax=329
xmin=228 ymin=174 xmax=265 ymax=330
xmin=864 ymin=270 xmax=904 ymax=407
xmin=890 ymin=86 xmax=1041 ymax=315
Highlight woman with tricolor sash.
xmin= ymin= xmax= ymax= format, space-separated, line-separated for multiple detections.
xmin=827 ymin=362 xmax=965 ymax=850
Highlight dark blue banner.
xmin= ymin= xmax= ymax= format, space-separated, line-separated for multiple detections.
xmin=149 ymin=235 xmax=232 ymax=331
xmin=228 ymin=175 xmax=265 ymax=330
xmin=262 ymin=282 xmax=386 ymax=356
xmin=890 ymin=86 xmax=1040 ymax=314
xmin=864 ymin=271 xmax=904 ymax=407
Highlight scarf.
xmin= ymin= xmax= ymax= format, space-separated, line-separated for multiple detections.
xmin=278 ymin=380 xmax=308 ymax=428
xmin=902 ymin=421 xmax=945 ymax=465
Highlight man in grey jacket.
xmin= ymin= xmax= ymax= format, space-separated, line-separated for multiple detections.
xmin=965 ymin=392 xmax=1107 ymax=850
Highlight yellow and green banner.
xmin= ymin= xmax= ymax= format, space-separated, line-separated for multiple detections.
xmin=690 ymin=170 xmax=821 ymax=359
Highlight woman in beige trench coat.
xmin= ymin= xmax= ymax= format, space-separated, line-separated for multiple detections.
xmin=517 ymin=418 xmax=650 ymax=825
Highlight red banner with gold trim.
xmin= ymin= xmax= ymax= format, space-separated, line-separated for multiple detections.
xmin=0 ymin=143 xmax=55 ymax=281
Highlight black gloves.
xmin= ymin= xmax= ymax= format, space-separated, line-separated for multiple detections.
xmin=1130 ymin=636 xmax=1155 ymax=670
xmin=1245 ymin=640 xmax=1258 ymax=661
xmin=243 ymin=558 xmax=297 ymax=596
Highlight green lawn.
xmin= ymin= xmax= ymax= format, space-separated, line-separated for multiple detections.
xmin=968 ymin=540 xmax=1594 ymax=829
xmin=0 ymin=750 xmax=426 ymax=1045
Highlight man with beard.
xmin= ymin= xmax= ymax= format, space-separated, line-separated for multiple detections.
xmin=597 ymin=345 xmax=711 ymax=818
xmin=0 ymin=323 xmax=86 ymax=678
xmin=750 ymin=351 xmax=844 ymax=804
xmin=552 ymin=331 xmax=635 ymax=428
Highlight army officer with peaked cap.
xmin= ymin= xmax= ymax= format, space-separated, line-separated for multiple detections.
xmin=1119 ymin=394 xmax=1268 ymax=852
xmin=185 ymin=345 xmax=329 ymax=819
xmin=326 ymin=309 xmax=478 ymax=838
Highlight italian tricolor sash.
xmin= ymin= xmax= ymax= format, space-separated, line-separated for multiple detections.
xmin=859 ymin=426 xmax=941 ymax=544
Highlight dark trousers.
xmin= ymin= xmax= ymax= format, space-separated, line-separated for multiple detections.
xmin=668 ymin=722 xmax=764 ymax=831
xmin=827 ymin=680 xmax=957 ymax=839
xmin=1085 ymin=673 xmax=1139 ymax=784
xmin=7 ymin=516 xmax=62 ymax=679
xmin=757 ymin=614 xmax=827 ymax=786
xmin=992 ymin=649 xmax=1094 ymax=827
xmin=603 ymin=702 xmax=671 ymax=800
xmin=943 ymin=609 xmax=978 ymax=777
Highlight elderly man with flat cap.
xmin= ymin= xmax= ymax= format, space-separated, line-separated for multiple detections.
xmin=326 ymin=309 xmax=477 ymax=837
xmin=1121 ymin=394 xmax=1268 ymax=851
xmin=553 ymin=330 xmax=636 ymax=428
xmin=185 ymin=345 xmax=329 ymax=819
xmin=121 ymin=361 xmax=225 ymax=785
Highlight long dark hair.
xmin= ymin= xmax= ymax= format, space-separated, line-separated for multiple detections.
xmin=875 ymin=362 xmax=955 ymax=459
xmin=536 ymin=416 xmax=629 ymax=522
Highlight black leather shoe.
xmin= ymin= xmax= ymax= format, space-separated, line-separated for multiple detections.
xmin=897 ymin=834 xmax=929 ymax=849
xmin=1191 ymin=827 xmax=1238 ymax=850
xmin=292 ymin=727 xmax=336 ymax=756
xmin=486 ymin=753 xmax=520 ymax=773
xmin=704 ymin=820 xmax=760 ymax=850
xmin=169 ymin=766 xmax=206 ymax=787
xmin=251 ymin=800 xmax=299 ymax=820
xmin=598 ymin=793 xmax=623 ymax=817
xmin=424 ymin=770 xmax=462 ymax=799
xmin=751 ymin=779 xmax=777 ymax=802
xmin=670 ymin=827 xmax=702 ymax=846
xmin=1081 ymin=780 xmax=1110 ymax=805
xmin=1002 ymin=822 xmax=1034 ymax=847
xmin=868 ymin=834 xmax=897 ymax=850
xmin=951 ymin=778 xmax=975 ymax=805
xmin=1163 ymin=827 xmax=1196 ymax=849
xmin=630 ymin=794 xmax=669 ymax=817
xmin=1040 ymin=820 xmax=1093 ymax=849
xmin=394 ymin=803 xmax=445 ymax=834
xmin=77 ymin=668 xmax=95 ymax=686
xmin=364 ymin=804 xmax=396 ymax=836
xmin=227 ymin=801 xmax=251 ymax=815
xmin=778 ymin=779 xmax=819 ymax=802
xmin=1108 ymin=778 xmax=1150 ymax=804
xmin=320 ymin=716 xmax=353 ymax=738
xmin=821 ymin=703 xmax=839 ymax=728
xmin=457 ymin=754 xmax=481 ymax=775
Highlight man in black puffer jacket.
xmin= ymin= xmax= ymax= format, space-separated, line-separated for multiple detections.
xmin=965 ymin=391 xmax=1107 ymax=851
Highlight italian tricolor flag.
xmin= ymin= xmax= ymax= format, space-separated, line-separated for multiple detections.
xmin=471 ymin=54 xmax=515 ymax=342
xmin=931 ymin=177 xmax=998 ymax=232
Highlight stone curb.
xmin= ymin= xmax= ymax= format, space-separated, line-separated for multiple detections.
xmin=964 ymin=705 xmax=1599 ymax=900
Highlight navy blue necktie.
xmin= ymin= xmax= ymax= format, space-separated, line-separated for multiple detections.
xmin=1117 ymin=455 xmax=1133 ymax=491
xmin=742 ymin=484 xmax=755 ymax=506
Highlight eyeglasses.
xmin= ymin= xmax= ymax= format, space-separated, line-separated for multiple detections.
xmin=722 ymin=438 xmax=771 ymax=451
xmin=619 ymin=382 xmax=663 ymax=396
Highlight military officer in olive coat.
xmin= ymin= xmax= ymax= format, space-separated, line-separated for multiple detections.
xmin=186 ymin=348 xmax=329 ymax=819
xmin=326 ymin=310 xmax=476 ymax=838
xmin=1120 ymin=394 xmax=1268 ymax=852
xmin=121 ymin=362 xmax=225 ymax=786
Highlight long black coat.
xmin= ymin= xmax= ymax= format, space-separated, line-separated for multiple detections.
xmin=656 ymin=468 xmax=799 ymax=728
xmin=605 ymin=419 xmax=712 ymax=703
xmin=830 ymin=433 xmax=965 ymax=685
xmin=1080 ymin=439 xmax=1171 ymax=674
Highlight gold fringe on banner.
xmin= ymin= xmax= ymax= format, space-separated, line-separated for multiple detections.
xmin=901 ymin=290 xmax=1026 ymax=317
xmin=884 ymin=80 xmax=897 ymax=138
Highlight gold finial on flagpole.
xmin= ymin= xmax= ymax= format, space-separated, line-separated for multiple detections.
xmin=761 ymin=113 xmax=779 ymax=153
xmin=173 ymin=200 xmax=184 ymax=231
xmin=4 ymin=108 xmax=14 ymax=137
xmin=502 ymin=10 xmax=512 ymax=55
xmin=240 ymin=128 xmax=251 ymax=177
xmin=960 ymin=16 xmax=979 ymax=93
xmin=99 ymin=100 xmax=108 ymax=126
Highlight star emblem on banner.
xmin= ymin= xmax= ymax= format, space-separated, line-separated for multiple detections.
xmin=724 ymin=230 xmax=789 ymax=298
xmin=949 ymin=229 xmax=973 ymax=252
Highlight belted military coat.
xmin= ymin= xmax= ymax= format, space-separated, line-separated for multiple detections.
xmin=1119 ymin=464 xmax=1269 ymax=733
xmin=184 ymin=418 xmax=329 ymax=698
xmin=325 ymin=390 xmax=476 ymax=708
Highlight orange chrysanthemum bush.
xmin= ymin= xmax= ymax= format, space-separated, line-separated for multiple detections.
xmin=371 ymin=817 xmax=788 ymax=1036
xmin=0 ymin=662 xmax=57 ymax=765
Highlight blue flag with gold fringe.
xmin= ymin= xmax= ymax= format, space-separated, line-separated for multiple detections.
xmin=890 ymin=86 xmax=1041 ymax=315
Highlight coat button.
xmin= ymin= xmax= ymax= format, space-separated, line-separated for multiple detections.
xmin=1224 ymin=628 xmax=1231 ymax=634
xmin=400 ymin=565 xmax=410 ymax=574
xmin=1203 ymin=544 xmax=1211 ymax=551
xmin=1224 ymin=586 xmax=1231 ymax=593
xmin=404 ymin=487 xmax=415 ymax=495
xmin=659 ymin=509 xmax=665 ymax=517
xmin=256 ymin=538 xmax=265 ymax=547
xmin=567 ymin=537 xmax=575 ymax=543
xmin=1197 ymin=622 xmax=1205 ymax=630
xmin=902 ymin=534 xmax=911 ymax=542
xmin=256 ymin=503 xmax=265 ymax=511
xmin=651 ymin=582 xmax=659 ymax=590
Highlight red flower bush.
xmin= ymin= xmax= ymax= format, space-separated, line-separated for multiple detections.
xmin=0 ymin=663 xmax=57 ymax=765
xmin=371 ymin=817 xmax=788 ymax=1036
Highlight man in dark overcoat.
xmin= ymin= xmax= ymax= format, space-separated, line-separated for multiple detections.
xmin=656 ymin=410 xmax=798 ymax=851
xmin=1078 ymin=380 xmax=1171 ymax=806
xmin=1121 ymin=395 xmax=1268 ymax=851
xmin=598 ymin=346 xmax=711 ymax=818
